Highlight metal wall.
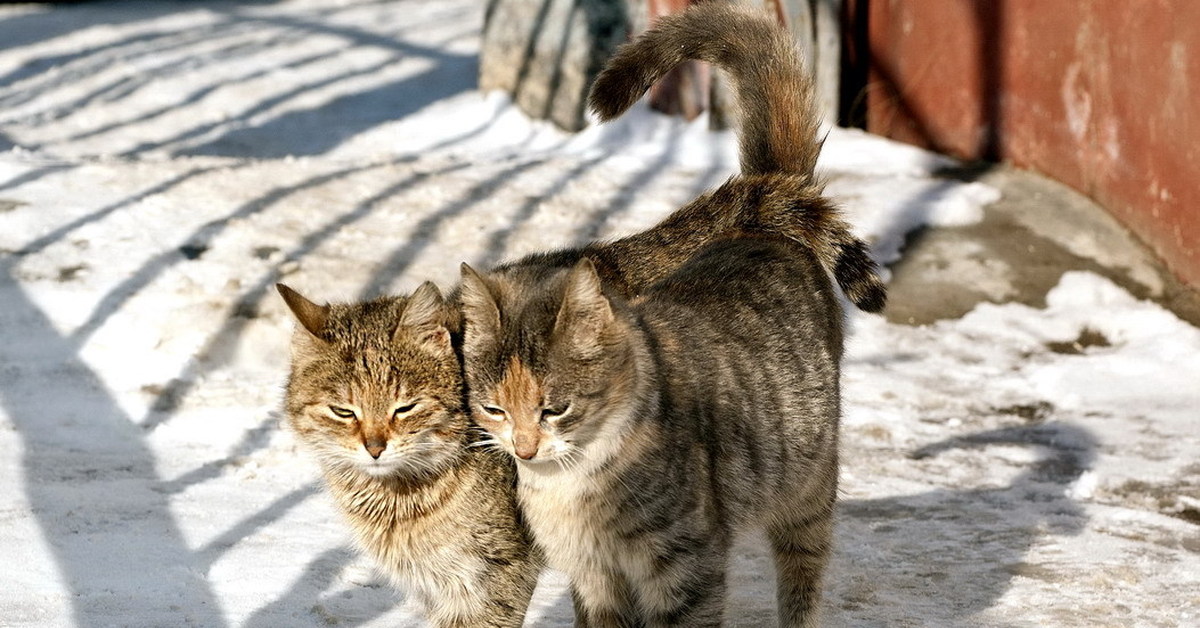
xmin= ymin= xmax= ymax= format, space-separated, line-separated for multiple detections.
xmin=855 ymin=0 xmax=1199 ymax=288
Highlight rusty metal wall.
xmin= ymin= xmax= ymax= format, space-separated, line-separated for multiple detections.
xmin=858 ymin=0 xmax=1200 ymax=288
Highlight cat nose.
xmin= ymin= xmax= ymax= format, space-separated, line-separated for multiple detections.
xmin=513 ymin=437 xmax=538 ymax=460
xmin=364 ymin=441 xmax=387 ymax=459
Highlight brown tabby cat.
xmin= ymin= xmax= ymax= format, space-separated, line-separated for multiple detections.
xmin=455 ymin=5 xmax=855 ymax=625
xmin=459 ymin=236 xmax=841 ymax=627
xmin=277 ymin=282 xmax=539 ymax=627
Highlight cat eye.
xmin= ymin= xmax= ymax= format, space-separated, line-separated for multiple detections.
xmin=541 ymin=404 xmax=571 ymax=421
xmin=392 ymin=402 xmax=418 ymax=418
xmin=479 ymin=404 xmax=508 ymax=421
xmin=328 ymin=406 xmax=358 ymax=421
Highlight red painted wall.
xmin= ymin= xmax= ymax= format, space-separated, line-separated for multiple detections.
xmin=862 ymin=0 xmax=1200 ymax=288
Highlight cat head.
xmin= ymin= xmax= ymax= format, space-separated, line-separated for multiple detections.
xmin=277 ymin=282 xmax=467 ymax=480
xmin=458 ymin=259 xmax=643 ymax=468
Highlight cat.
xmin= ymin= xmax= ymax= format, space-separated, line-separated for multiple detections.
xmin=453 ymin=5 xmax=860 ymax=625
xmin=277 ymin=282 xmax=540 ymax=628
xmin=458 ymin=236 xmax=842 ymax=627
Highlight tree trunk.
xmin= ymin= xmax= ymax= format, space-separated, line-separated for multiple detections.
xmin=480 ymin=0 xmax=629 ymax=131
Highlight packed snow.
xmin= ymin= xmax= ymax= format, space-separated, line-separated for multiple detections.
xmin=0 ymin=0 xmax=1196 ymax=626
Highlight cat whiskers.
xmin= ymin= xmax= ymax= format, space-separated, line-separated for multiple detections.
xmin=395 ymin=442 xmax=461 ymax=476
xmin=557 ymin=447 xmax=587 ymax=477
xmin=465 ymin=436 xmax=502 ymax=450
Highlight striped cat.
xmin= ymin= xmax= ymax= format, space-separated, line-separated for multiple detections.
xmin=278 ymin=282 xmax=540 ymax=627
xmin=456 ymin=6 xmax=858 ymax=625
xmin=459 ymin=235 xmax=842 ymax=626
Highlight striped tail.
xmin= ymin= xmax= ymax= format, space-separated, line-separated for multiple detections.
xmin=587 ymin=4 xmax=887 ymax=312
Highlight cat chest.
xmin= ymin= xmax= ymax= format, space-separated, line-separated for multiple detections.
xmin=519 ymin=476 xmax=632 ymax=570
xmin=349 ymin=504 xmax=489 ymax=617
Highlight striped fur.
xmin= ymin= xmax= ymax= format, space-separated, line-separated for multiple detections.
xmin=273 ymin=7 xmax=879 ymax=625
xmin=461 ymin=237 xmax=841 ymax=627
xmin=590 ymin=1 xmax=820 ymax=176
xmin=278 ymin=284 xmax=540 ymax=628
xmin=587 ymin=2 xmax=887 ymax=312
xmin=506 ymin=173 xmax=886 ymax=313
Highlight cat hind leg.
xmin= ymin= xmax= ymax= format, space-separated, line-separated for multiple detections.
xmin=767 ymin=493 xmax=835 ymax=628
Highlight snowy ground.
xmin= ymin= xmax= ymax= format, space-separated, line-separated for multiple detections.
xmin=1 ymin=1 xmax=1197 ymax=626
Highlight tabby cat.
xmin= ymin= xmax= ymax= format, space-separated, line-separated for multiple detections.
xmin=455 ymin=5 xmax=858 ymax=625
xmin=459 ymin=237 xmax=842 ymax=626
xmin=277 ymin=282 xmax=539 ymax=627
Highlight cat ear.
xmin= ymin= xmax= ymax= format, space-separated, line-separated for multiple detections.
xmin=276 ymin=283 xmax=329 ymax=339
xmin=561 ymin=258 xmax=613 ymax=322
xmin=459 ymin=263 xmax=501 ymax=355
xmin=554 ymin=258 xmax=613 ymax=354
xmin=396 ymin=281 xmax=451 ymax=353
xmin=400 ymin=281 xmax=445 ymax=327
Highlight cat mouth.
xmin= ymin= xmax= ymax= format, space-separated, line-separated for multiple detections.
xmin=354 ymin=447 xmax=454 ymax=478
xmin=512 ymin=450 xmax=571 ymax=467
xmin=359 ymin=460 xmax=402 ymax=475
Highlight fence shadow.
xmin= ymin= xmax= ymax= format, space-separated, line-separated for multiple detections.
xmin=0 ymin=258 xmax=229 ymax=628
xmin=0 ymin=0 xmax=479 ymax=159
xmin=832 ymin=421 xmax=1094 ymax=624
xmin=0 ymin=1 xmax=499 ymax=624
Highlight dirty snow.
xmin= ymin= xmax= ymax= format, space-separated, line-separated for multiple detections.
xmin=0 ymin=0 xmax=1196 ymax=626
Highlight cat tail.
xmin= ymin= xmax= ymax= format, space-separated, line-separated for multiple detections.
xmin=693 ymin=179 xmax=885 ymax=313
xmin=590 ymin=4 xmax=888 ymax=313
xmin=588 ymin=2 xmax=820 ymax=178
xmin=765 ymin=191 xmax=888 ymax=313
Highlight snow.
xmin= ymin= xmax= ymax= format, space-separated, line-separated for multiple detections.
xmin=0 ymin=0 xmax=1197 ymax=626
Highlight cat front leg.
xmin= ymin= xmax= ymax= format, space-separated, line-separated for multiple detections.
xmin=569 ymin=571 xmax=641 ymax=628
xmin=628 ymin=533 xmax=729 ymax=628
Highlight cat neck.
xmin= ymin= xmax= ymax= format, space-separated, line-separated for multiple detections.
xmin=323 ymin=453 xmax=469 ymax=523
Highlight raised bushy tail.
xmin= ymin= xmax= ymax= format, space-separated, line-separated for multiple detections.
xmin=587 ymin=3 xmax=887 ymax=312
xmin=589 ymin=2 xmax=820 ymax=177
